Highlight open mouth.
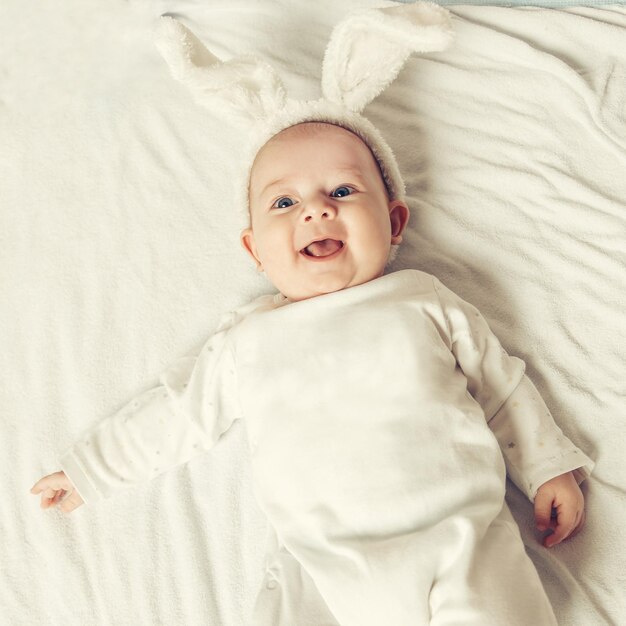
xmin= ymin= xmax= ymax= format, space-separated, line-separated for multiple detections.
xmin=300 ymin=239 xmax=345 ymax=259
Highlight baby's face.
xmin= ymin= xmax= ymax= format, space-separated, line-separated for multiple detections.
xmin=242 ymin=123 xmax=409 ymax=302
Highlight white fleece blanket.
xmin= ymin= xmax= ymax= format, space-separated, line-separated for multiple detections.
xmin=3 ymin=0 xmax=625 ymax=624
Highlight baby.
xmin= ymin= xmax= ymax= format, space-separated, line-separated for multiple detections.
xmin=32 ymin=121 xmax=594 ymax=626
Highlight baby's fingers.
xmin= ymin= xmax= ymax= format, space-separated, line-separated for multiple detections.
xmin=534 ymin=489 xmax=554 ymax=532
xmin=37 ymin=487 xmax=63 ymax=509
xmin=31 ymin=471 xmax=83 ymax=513
xmin=58 ymin=489 xmax=84 ymax=514
xmin=31 ymin=471 xmax=69 ymax=494
xmin=544 ymin=505 xmax=578 ymax=548
xmin=40 ymin=487 xmax=58 ymax=508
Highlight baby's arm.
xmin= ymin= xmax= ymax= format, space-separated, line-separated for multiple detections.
xmin=29 ymin=298 xmax=270 ymax=511
xmin=488 ymin=374 xmax=593 ymax=548
xmin=431 ymin=275 xmax=594 ymax=541
xmin=29 ymin=295 xmax=276 ymax=511
xmin=486 ymin=375 xmax=593 ymax=502
xmin=30 ymin=471 xmax=84 ymax=514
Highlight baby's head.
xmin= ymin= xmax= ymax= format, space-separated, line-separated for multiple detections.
xmin=241 ymin=122 xmax=410 ymax=302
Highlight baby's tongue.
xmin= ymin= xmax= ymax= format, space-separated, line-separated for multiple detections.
xmin=305 ymin=239 xmax=342 ymax=257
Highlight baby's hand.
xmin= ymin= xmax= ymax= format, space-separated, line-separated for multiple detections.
xmin=30 ymin=471 xmax=84 ymax=514
xmin=534 ymin=471 xmax=585 ymax=548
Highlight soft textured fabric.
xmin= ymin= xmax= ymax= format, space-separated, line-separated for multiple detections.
xmin=6 ymin=2 xmax=625 ymax=625
xmin=59 ymin=269 xmax=593 ymax=624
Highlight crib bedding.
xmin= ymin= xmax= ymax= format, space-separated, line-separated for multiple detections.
xmin=3 ymin=0 xmax=625 ymax=624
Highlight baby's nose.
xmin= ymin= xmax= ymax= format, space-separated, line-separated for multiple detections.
xmin=302 ymin=200 xmax=337 ymax=222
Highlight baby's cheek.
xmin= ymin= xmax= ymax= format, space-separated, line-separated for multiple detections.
xmin=363 ymin=223 xmax=393 ymax=263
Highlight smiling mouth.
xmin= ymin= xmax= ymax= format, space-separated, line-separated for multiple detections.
xmin=300 ymin=239 xmax=345 ymax=259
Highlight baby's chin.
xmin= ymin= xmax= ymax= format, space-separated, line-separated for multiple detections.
xmin=277 ymin=270 xmax=384 ymax=302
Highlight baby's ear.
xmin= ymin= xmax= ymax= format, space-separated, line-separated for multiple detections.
xmin=240 ymin=227 xmax=261 ymax=267
xmin=321 ymin=2 xmax=454 ymax=113
xmin=389 ymin=200 xmax=410 ymax=244
xmin=155 ymin=16 xmax=286 ymax=123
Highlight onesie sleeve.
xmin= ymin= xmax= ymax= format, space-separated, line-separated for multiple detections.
xmin=59 ymin=295 xmax=276 ymax=505
xmin=487 ymin=376 xmax=594 ymax=502
xmin=432 ymin=276 xmax=594 ymax=502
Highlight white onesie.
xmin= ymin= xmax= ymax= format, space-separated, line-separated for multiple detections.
xmin=60 ymin=269 xmax=594 ymax=626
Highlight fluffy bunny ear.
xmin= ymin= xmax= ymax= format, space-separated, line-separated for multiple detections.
xmin=321 ymin=2 xmax=453 ymax=112
xmin=155 ymin=16 xmax=286 ymax=123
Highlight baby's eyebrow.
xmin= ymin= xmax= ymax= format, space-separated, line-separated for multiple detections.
xmin=259 ymin=168 xmax=366 ymax=198
xmin=259 ymin=177 xmax=288 ymax=198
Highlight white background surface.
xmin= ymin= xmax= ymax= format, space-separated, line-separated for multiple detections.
xmin=2 ymin=1 xmax=625 ymax=624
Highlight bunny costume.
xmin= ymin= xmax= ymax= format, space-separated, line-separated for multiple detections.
xmin=59 ymin=5 xmax=594 ymax=625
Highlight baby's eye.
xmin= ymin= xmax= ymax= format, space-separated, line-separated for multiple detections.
xmin=272 ymin=196 xmax=295 ymax=209
xmin=332 ymin=186 xmax=353 ymax=198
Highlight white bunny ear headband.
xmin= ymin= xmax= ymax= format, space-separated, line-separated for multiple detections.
xmin=155 ymin=2 xmax=453 ymax=260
